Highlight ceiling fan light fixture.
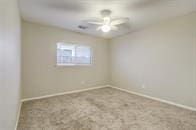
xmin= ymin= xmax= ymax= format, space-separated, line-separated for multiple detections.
xmin=101 ymin=24 xmax=111 ymax=32
xmin=85 ymin=9 xmax=129 ymax=33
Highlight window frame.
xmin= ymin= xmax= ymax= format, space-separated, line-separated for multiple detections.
xmin=56 ymin=42 xmax=93 ymax=67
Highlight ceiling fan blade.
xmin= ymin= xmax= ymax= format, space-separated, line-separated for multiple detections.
xmin=111 ymin=26 xmax=118 ymax=31
xmin=87 ymin=21 xmax=103 ymax=25
xmin=111 ymin=18 xmax=129 ymax=26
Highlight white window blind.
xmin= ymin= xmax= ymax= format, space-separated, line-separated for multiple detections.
xmin=57 ymin=43 xmax=92 ymax=66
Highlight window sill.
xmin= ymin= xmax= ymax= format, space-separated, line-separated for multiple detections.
xmin=56 ymin=64 xmax=92 ymax=67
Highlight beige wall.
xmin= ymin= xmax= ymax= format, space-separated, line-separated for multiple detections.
xmin=22 ymin=12 xmax=196 ymax=109
xmin=0 ymin=0 xmax=21 ymax=129
xmin=22 ymin=21 xmax=109 ymax=99
xmin=110 ymin=12 xmax=196 ymax=108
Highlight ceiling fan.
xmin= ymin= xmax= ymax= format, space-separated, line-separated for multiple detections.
xmin=85 ymin=9 xmax=129 ymax=33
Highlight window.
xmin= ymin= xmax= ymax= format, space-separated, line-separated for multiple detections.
xmin=57 ymin=43 xmax=92 ymax=66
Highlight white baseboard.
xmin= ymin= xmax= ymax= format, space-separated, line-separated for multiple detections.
xmin=21 ymin=85 xmax=108 ymax=102
xmin=108 ymin=85 xmax=196 ymax=112
xmin=15 ymin=101 xmax=22 ymax=130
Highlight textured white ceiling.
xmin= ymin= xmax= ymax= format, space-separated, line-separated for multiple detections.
xmin=18 ymin=0 xmax=196 ymax=39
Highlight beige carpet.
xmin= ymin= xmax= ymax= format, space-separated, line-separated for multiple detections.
xmin=17 ymin=87 xmax=196 ymax=130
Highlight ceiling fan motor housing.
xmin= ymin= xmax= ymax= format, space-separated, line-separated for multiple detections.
xmin=101 ymin=9 xmax=112 ymax=17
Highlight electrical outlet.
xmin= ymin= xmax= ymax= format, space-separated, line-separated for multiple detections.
xmin=81 ymin=81 xmax=85 ymax=85
xmin=142 ymin=84 xmax=146 ymax=89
